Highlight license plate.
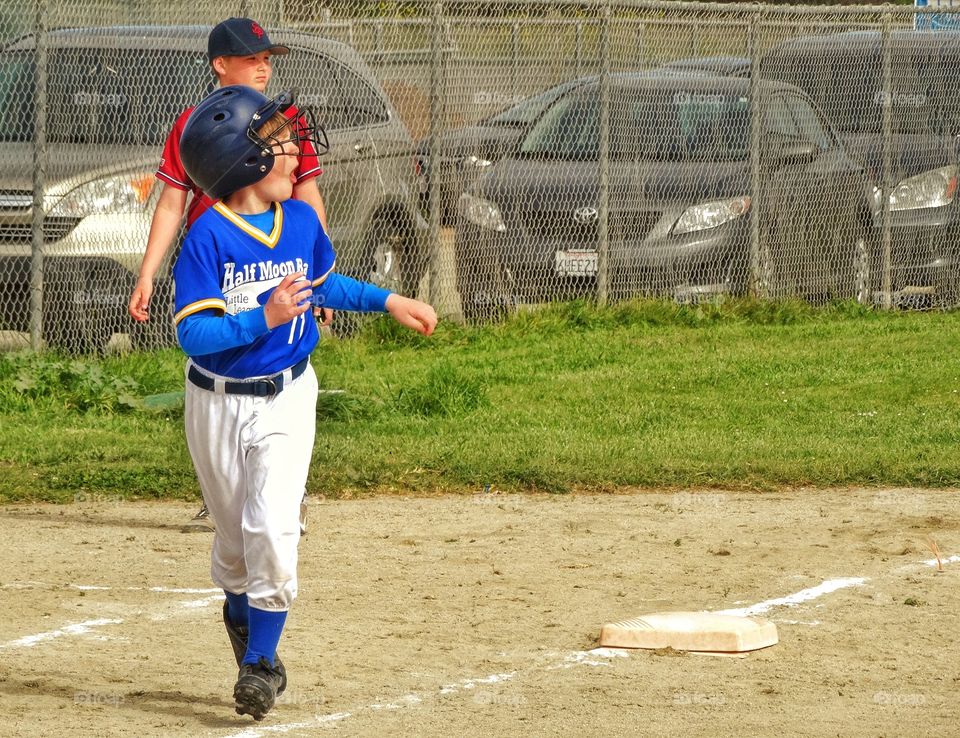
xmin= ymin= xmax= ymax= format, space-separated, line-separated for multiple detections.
xmin=555 ymin=249 xmax=598 ymax=277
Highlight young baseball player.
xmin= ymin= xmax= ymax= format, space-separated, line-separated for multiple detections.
xmin=127 ymin=17 xmax=330 ymax=532
xmin=175 ymin=84 xmax=436 ymax=721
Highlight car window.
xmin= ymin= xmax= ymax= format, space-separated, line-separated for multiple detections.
xmin=668 ymin=91 xmax=750 ymax=160
xmin=925 ymin=64 xmax=960 ymax=134
xmin=519 ymin=92 xmax=600 ymax=159
xmin=487 ymin=83 xmax=577 ymax=127
xmin=0 ymin=47 xmax=211 ymax=144
xmin=896 ymin=45 xmax=960 ymax=135
xmin=0 ymin=53 xmax=33 ymax=142
xmin=783 ymin=94 xmax=833 ymax=150
xmin=519 ymin=87 xmax=750 ymax=162
xmin=763 ymin=42 xmax=960 ymax=135
xmin=278 ymin=50 xmax=388 ymax=131
xmin=763 ymin=47 xmax=875 ymax=134
xmin=762 ymin=94 xmax=802 ymax=140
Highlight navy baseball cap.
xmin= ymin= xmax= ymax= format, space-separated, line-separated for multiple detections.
xmin=207 ymin=17 xmax=289 ymax=61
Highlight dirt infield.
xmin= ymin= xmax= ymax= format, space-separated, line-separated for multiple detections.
xmin=1 ymin=488 xmax=958 ymax=737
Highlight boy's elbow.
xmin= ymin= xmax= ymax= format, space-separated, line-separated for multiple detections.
xmin=176 ymin=320 xmax=199 ymax=355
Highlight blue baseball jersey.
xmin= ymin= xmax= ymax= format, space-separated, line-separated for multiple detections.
xmin=173 ymin=199 xmax=334 ymax=378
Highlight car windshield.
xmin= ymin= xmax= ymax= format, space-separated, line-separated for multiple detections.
xmin=518 ymin=86 xmax=750 ymax=161
xmin=764 ymin=45 xmax=960 ymax=135
xmin=0 ymin=47 xmax=212 ymax=144
xmin=487 ymin=82 xmax=582 ymax=127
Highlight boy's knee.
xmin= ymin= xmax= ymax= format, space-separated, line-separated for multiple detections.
xmin=246 ymin=580 xmax=297 ymax=611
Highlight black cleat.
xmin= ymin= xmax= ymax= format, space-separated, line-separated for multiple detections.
xmin=222 ymin=602 xmax=286 ymax=695
xmin=234 ymin=657 xmax=284 ymax=721
xmin=182 ymin=503 xmax=215 ymax=532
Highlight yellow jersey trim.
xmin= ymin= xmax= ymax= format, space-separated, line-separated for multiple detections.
xmin=213 ymin=201 xmax=283 ymax=248
xmin=311 ymin=260 xmax=337 ymax=287
xmin=174 ymin=298 xmax=227 ymax=324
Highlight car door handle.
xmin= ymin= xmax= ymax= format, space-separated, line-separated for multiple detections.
xmin=353 ymin=142 xmax=370 ymax=154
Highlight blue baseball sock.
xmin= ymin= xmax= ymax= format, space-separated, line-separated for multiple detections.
xmin=243 ymin=607 xmax=288 ymax=667
xmin=224 ymin=590 xmax=249 ymax=628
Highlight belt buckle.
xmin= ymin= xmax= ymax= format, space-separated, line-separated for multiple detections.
xmin=253 ymin=377 xmax=277 ymax=397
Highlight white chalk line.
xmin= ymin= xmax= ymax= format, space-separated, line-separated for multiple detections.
xmin=1 ymin=582 xmax=222 ymax=594
xmin=227 ymin=713 xmax=352 ymax=737
xmin=0 ymin=618 xmax=123 ymax=650
xmin=223 ymin=553 xmax=960 ymax=737
xmin=715 ymin=577 xmax=867 ymax=617
xmin=0 ymin=583 xmax=224 ymax=648
xmin=923 ymin=554 xmax=960 ymax=568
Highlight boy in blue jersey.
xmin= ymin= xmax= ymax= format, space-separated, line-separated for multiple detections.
xmin=173 ymin=85 xmax=436 ymax=721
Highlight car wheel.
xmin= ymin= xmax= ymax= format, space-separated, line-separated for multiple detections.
xmin=364 ymin=216 xmax=423 ymax=296
xmin=331 ymin=216 xmax=425 ymax=339
xmin=933 ymin=267 xmax=960 ymax=309
xmin=42 ymin=264 xmax=115 ymax=354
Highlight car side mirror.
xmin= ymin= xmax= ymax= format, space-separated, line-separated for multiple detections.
xmin=762 ymin=138 xmax=818 ymax=168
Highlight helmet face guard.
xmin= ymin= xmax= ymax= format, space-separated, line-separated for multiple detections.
xmin=181 ymin=85 xmax=329 ymax=201
xmin=246 ymin=89 xmax=330 ymax=161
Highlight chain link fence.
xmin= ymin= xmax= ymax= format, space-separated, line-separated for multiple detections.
xmin=1 ymin=0 xmax=958 ymax=351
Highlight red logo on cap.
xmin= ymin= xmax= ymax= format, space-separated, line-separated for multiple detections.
xmin=251 ymin=22 xmax=264 ymax=39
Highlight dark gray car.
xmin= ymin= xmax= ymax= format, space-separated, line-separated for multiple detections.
xmin=760 ymin=31 xmax=960 ymax=306
xmin=0 ymin=25 xmax=427 ymax=352
xmin=455 ymin=73 xmax=873 ymax=322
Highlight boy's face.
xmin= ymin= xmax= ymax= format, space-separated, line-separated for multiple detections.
xmin=251 ymin=139 xmax=299 ymax=202
xmin=212 ymin=51 xmax=273 ymax=92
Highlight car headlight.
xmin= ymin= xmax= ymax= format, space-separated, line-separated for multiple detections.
xmin=462 ymin=155 xmax=493 ymax=169
xmin=459 ymin=193 xmax=506 ymax=232
xmin=872 ymin=165 xmax=958 ymax=212
xmin=49 ymin=173 xmax=156 ymax=218
xmin=672 ymin=196 xmax=751 ymax=235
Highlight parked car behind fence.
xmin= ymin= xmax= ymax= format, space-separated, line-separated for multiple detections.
xmin=758 ymin=30 xmax=960 ymax=308
xmin=0 ymin=25 xmax=427 ymax=352
xmin=455 ymin=72 xmax=875 ymax=322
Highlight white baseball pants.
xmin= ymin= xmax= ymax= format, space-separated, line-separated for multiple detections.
xmin=184 ymin=360 xmax=318 ymax=611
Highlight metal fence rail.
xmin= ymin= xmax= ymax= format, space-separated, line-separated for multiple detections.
xmin=1 ymin=0 xmax=958 ymax=351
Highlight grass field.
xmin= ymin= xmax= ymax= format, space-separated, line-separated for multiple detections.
xmin=1 ymin=299 xmax=959 ymax=503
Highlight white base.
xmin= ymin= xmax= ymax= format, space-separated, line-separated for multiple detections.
xmin=599 ymin=611 xmax=779 ymax=653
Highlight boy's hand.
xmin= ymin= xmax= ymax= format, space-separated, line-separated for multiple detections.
xmin=385 ymin=294 xmax=437 ymax=336
xmin=264 ymin=272 xmax=313 ymax=329
xmin=128 ymin=277 xmax=153 ymax=322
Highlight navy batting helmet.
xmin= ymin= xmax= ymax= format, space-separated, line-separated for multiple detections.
xmin=179 ymin=85 xmax=326 ymax=201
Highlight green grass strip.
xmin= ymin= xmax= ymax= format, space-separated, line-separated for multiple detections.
xmin=1 ymin=298 xmax=958 ymax=502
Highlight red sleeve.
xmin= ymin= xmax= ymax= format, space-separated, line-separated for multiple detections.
xmin=286 ymin=105 xmax=323 ymax=183
xmin=156 ymin=107 xmax=195 ymax=191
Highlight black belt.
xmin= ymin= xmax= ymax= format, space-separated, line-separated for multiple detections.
xmin=188 ymin=357 xmax=309 ymax=397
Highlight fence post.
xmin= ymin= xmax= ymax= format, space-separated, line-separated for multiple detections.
xmin=748 ymin=8 xmax=764 ymax=299
xmin=880 ymin=10 xmax=893 ymax=309
xmin=427 ymin=0 xmax=445 ymax=307
xmin=511 ymin=21 xmax=519 ymax=103
xmin=576 ymin=20 xmax=583 ymax=75
xmin=30 ymin=0 xmax=49 ymax=350
xmin=597 ymin=0 xmax=611 ymax=306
